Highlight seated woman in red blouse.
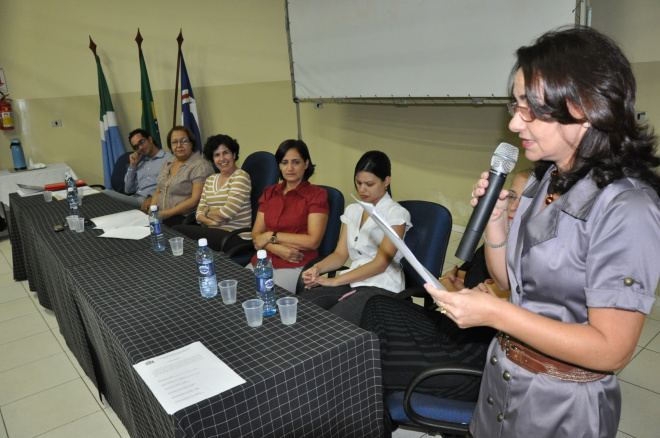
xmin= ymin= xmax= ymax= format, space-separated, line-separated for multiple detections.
xmin=250 ymin=139 xmax=329 ymax=293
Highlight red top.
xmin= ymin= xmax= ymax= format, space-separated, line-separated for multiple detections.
xmin=251 ymin=180 xmax=329 ymax=268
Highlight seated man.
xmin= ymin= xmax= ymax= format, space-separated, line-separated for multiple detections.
xmin=103 ymin=129 xmax=172 ymax=212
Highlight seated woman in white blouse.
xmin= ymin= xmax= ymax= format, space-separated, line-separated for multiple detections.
xmin=301 ymin=150 xmax=411 ymax=325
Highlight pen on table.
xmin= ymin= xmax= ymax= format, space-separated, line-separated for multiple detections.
xmin=338 ymin=289 xmax=357 ymax=301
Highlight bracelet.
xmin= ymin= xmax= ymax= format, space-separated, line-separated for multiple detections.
xmin=484 ymin=222 xmax=511 ymax=249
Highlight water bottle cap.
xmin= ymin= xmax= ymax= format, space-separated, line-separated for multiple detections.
xmin=198 ymin=238 xmax=208 ymax=247
xmin=150 ymin=205 xmax=157 ymax=211
xmin=257 ymin=249 xmax=267 ymax=259
xmin=11 ymin=139 xmax=20 ymax=145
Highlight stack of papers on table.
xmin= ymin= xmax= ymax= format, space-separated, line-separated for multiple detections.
xmin=17 ymin=183 xmax=45 ymax=197
xmin=92 ymin=210 xmax=151 ymax=240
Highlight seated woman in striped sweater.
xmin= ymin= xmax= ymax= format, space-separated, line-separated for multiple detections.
xmin=173 ymin=134 xmax=252 ymax=252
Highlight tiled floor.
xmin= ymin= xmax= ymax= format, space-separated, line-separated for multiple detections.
xmin=1 ymin=232 xmax=659 ymax=438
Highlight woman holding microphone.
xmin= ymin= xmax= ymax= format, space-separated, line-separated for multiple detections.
xmin=425 ymin=27 xmax=660 ymax=438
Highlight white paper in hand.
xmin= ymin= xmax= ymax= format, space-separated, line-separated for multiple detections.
xmin=352 ymin=195 xmax=445 ymax=290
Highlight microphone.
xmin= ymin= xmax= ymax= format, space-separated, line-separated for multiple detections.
xmin=455 ymin=142 xmax=519 ymax=262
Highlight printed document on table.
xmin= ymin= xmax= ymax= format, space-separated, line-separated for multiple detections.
xmin=133 ymin=341 xmax=246 ymax=415
xmin=352 ymin=195 xmax=445 ymax=290
xmin=91 ymin=210 xmax=149 ymax=229
xmin=99 ymin=226 xmax=151 ymax=240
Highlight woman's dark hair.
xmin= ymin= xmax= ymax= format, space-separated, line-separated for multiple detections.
xmin=354 ymin=150 xmax=392 ymax=196
xmin=203 ymin=134 xmax=240 ymax=163
xmin=166 ymin=126 xmax=198 ymax=152
xmin=510 ymin=25 xmax=660 ymax=194
xmin=275 ymin=139 xmax=315 ymax=181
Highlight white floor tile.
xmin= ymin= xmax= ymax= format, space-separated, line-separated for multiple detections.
xmin=2 ymin=379 xmax=100 ymax=438
xmin=0 ymin=353 xmax=78 ymax=406
xmin=618 ymin=349 xmax=660 ymax=394
xmin=40 ymin=309 xmax=59 ymax=329
xmin=0 ymin=273 xmax=17 ymax=289
xmin=638 ymin=317 xmax=660 ymax=347
xmin=0 ymin=283 xmax=28 ymax=304
xmin=0 ymin=331 xmax=62 ymax=373
xmin=615 ymin=431 xmax=634 ymax=438
xmin=81 ymin=374 xmax=107 ymax=410
xmin=36 ymin=411 xmax=120 ymax=438
xmin=0 ymin=297 xmax=38 ymax=324
xmin=618 ymin=380 xmax=660 ymax=438
xmin=392 ymin=425 xmax=428 ymax=437
xmin=1 ymin=412 xmax=8 ymax=438
xmin=646 ymin=332 xmax=660 ymax=354
xmin=647 ymin=302 xmax=660 ymax=322
xmin=104 ymin=407 xmax=130 ymax=438
xmin=63 ymin=349 xmax=85 ymax=376
xmin=0 ymin=263 xmax=12 ymax=277
xmin=0 ymin=312 xmax=49 ymax=345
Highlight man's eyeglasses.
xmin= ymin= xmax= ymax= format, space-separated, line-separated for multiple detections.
xmin=132 ymin=138 xmax=147 ymax=150
xmin=506 ymin=102 xmax=536 ymax=122
xmin=171 ymin=138 xmax=190 ymax=147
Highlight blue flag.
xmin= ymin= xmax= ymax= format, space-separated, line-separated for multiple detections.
xmin=94 ymin=55 xmax=126 ymax=189
xmin=180 ymin=53 xmax=202 ymax=149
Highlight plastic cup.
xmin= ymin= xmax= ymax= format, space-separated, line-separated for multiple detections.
xmin=66 ymin=215 xmax=77 ymax=230
xmin=277 ymin=297 xmax=298 ymax=325
xmin=219 ymin=279 xmax=237 ymax=304
xmin=73 ymin=217 xmax=85 ymax=233
xmin=169 ymin=237 xmax=184 ymax=256
xmin=43 ymin=191 xmax=53 ymax=202
xmin=242 ymin=299 xmax=264 ymax=327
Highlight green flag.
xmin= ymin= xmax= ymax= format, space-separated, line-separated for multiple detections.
xmin=139 ymin=49 xmax=162 ymax=148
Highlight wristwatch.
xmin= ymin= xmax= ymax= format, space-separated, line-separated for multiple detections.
xmin=270 ymin=231 xmax=278 ymax=244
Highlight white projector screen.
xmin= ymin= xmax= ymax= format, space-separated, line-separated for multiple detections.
xmin=287 ymin=0 xmax=578 ymax=101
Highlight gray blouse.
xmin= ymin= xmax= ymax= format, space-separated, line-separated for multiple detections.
xmin=470 ymin=168 xmax=660 ymax=438
xmin=155 ymin=152 xmax=214 ymax=214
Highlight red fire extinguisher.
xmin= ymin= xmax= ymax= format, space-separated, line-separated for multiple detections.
xmin=0 ymin=93 xmax=14 ymax=130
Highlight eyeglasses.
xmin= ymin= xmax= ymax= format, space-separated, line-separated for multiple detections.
xmin=506 ymin=102 xmax=536 ymax=122
xmin=506 ymin=193 xmax=519 ymax=204
xmin=171 ymin=138 xmax=190 ymax=147
xmin=132 ymin=138 xmax=147 ymax=150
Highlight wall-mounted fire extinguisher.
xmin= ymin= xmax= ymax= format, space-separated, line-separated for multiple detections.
xmin=1 ymin=93 xmax=14 ymax=130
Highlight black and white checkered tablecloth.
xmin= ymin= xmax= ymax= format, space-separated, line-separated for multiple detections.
xmin=9 ymin=192 xmax=385 ymax=438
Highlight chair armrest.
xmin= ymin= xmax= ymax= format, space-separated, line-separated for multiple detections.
xmin=87 ymin=184 xmax=105 ymax=191
xmin=219 ymin=227 xmax=251 ymax=252
xmin=403 ymin=364 xmax=483 ymax=432
xmin=180 ymin=215 xmax=198 ymax=226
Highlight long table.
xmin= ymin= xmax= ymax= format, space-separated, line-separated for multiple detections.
xmin=9 ymin=192 xmax=385 ymax=438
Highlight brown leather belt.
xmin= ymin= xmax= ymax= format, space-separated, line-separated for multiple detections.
xmin=498 ymin=332 xmax=609 ymax=382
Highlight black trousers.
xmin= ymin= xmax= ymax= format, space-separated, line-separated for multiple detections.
xmin=172 ymin=224 xmax=247 ymax=253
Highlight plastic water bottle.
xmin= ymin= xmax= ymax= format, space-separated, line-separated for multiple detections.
xmin=148 ymin=205 xmax=166 ymax=252
xmin=66 ymin=187 xmax=81 ymax=217
xmin=65 ymin=172 xmax=78 ymax=198
xmin=196 ymin=238 xmax=217 ymax=298
xmin=254 ymin=249 xmax=276 ymax=316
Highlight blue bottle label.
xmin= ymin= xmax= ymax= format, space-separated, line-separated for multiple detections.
xmin=150 ymin=222 xmax=162 ymax=235
xmin=256 ymin=277 xmax=274 ymax=293
xmin=198 ymin=262 xmax=215 ymax=277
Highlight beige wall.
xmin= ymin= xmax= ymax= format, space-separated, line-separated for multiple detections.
xmin=1 ymin=0 xmax=658 ymax=227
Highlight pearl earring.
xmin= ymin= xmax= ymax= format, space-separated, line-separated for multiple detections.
xmin=583 ymin=122 xmax=591 ymax=128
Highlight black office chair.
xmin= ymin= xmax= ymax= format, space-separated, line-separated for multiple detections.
xmin=395 ymin=200 xmax=452 ymax=307
xmin=110 ymin=151 xmax=133 ymax=193
xmin=294 ymin=185 xmax=345 ymax=294
xmin=223 ymin=151 xmax=280 ymax=265
xmin=385 ymin=364 xmax=483 ymax=437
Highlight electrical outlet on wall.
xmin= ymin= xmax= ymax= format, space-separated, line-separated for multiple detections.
xmin=51 ymin=120 xmax=63 ymax=127
xmin=635 ymin=111 xmax=647 ymax=122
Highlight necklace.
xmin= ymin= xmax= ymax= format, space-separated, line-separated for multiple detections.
xmin=545 ymin=169 xmax=559 ymax=205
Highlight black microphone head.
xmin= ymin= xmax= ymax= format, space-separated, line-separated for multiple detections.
xmin=492 ymin=142 xmax=519 ymax=174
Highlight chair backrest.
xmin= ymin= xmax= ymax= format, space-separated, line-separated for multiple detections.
xmin=111 ymin=151 xmax=133 ymax=192
xmin=317 ymin=185 xmax=345 ymax=258
xmin=241 ymin=151 xmax=280 ymax=225
xmin=398 ymin=200 xmax=452 ymax=289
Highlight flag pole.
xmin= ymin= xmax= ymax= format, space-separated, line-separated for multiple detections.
xmin=174 ymin=30 xmax=183 ymax=129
